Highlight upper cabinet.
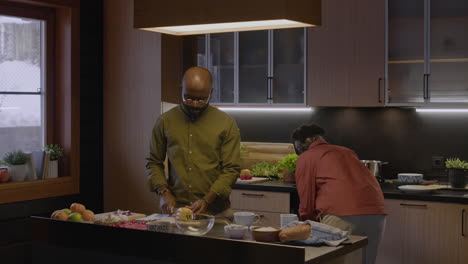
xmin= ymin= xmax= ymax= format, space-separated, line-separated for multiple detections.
xmin=193 ymin=29 xmax=306 ymax=106
xmin=387 ymin=0 xmax=468 ymax=105
xmin=308 ymin=0 xmax=385 ymax=107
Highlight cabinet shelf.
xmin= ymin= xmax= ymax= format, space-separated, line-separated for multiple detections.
xmin=388 ymin=58 xmax=468 ymax=64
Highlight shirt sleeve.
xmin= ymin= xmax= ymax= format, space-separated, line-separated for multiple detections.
xmin=295 ymin=156 xmax=316 ymax=221
xmin=145 ymin=116 xmax=168 ymax=192
xmin=209 ymin=120 xmax=241 ymax=199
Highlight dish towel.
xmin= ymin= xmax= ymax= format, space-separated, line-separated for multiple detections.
xmin=284 ymin=220 xmax=350 ymax=247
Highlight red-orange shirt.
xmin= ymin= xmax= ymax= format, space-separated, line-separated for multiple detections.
xmin=295 ymin=140 xmax=386 ymax=221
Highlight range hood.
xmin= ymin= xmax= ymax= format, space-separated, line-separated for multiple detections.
xmin=134 ymin=0 xmax=321 ymax=36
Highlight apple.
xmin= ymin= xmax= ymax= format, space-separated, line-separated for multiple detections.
xmin=68 ymin=213 xmax=83 ymax=222
xmin=62 ymin=208 xmax=72 ymax=215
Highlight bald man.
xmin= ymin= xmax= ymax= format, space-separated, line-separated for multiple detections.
xmin=146 ymin=67 xmax=241 ymax=215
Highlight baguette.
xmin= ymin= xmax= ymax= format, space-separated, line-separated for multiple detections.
xmin=279 ymin=224 xmax=311 ymax=242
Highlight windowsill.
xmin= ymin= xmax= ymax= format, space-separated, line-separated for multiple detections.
xmin=0 ymin=176 xmax=79 ymax=204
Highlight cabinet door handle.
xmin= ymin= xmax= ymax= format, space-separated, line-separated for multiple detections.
xmin=267 ymin=76 xmax=274 ymax=100
xmin=423 ymin=74 xmax=430 ymax=100
xmin=400 ymin=203 xmax=427 ymax=208
xmin=378 ymin=78 xmax=383 ymax=103
xmin=242 ymin=193 xmax=265 ymax=198
xmin=462 ymin=209 xmax=466 ymax=237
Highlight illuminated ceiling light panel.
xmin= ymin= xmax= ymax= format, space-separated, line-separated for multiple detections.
xmin=416 ymin=109 xmax=468 ymax=113
xmin=142 ymin=19 xmax=313 ymax=36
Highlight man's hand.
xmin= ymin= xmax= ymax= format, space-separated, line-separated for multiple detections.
xmin=188 ymin=199 xmax=208 ymax=214
xmin=159 ymin=190 xmax=176 ymax=214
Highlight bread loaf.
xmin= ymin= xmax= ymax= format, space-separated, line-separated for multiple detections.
xmin=279 ymin=224 xmax=311 ymax=242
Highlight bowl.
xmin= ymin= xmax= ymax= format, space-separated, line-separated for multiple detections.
xmin=398 ymin=173 xmax=423 ymax=183
xmin=224 ymin=224 xmax=248 ymax=239
xmin=250 ymin=226 xmax=281 ymax=242
xmin=175 ymin=213 xmax=215 ymax=236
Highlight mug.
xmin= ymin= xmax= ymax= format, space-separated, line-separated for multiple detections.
xmin=280 ymin=214 xmax=298 ymax=228
xmin=224 ymin=224 xmax=248 ymax=239
xmin=233 ymin=212 xmax=261 ymax=226
xmin=147 ymin=220 xmax=173 ymax=233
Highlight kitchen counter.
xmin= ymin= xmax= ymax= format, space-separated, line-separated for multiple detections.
xmin=233 ymin=180 xmax=468 ymax=205
xmin=381 ymin=182 xmax=468 ymax=204
xmin=32 ymin=216 xmax=367 ymax=264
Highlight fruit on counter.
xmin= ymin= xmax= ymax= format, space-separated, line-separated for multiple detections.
xmin=82 ymin=210 xmax=95 ymax=222
xmin=70 ymin=203 xmax=86 ymax=214
xmin=62 ymin=208 xmax=72 ymax=215
xmin=239 ymin=169 xmax=253 ymax=180
xmin=51 ymin=210 xmax=69 ymax=221
xmin=67 ymin=213 xmax=83 ymax=222
xmin=176 ymin=207 xmax=193 ymax=220
xmin=239 ymin=175 xmax=253 ymax=180
xmin=0 ymin=168 xmax=9 ymax=183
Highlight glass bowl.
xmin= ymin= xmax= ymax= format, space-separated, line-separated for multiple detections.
xmin=175 ymin=213 xmax=215 ymax=236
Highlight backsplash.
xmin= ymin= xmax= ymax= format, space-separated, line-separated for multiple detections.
xmin=227 ymin=107 xmax=468 ymax=180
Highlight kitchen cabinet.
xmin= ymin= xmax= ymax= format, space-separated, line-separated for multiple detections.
xmin=192 ymin=28 xmax=306 ymax=105
xmin=386 ymin=0 xmax=468 ymax=105
xmin=377 ymin=199 xmax=463 ymax=264
xmin=230 ymin=189 xmax=290 ymax=227
xmin=308 ymin=0 xmax=385 ymax=107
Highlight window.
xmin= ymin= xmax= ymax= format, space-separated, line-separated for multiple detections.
xmin=0 ymin=1 xmax=80 ymax=204
xmin=0 ymin=14 xmax=46 ymax=159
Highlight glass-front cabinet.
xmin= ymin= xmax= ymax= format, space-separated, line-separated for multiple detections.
xmin=386 ymin=0 xmax=468 ymax=105
xmin=193 ymin=28 xmax=306 ymax=105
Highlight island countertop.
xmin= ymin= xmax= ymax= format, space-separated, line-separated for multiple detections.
xmin=32 ymin=216 xmax=367 ymax=264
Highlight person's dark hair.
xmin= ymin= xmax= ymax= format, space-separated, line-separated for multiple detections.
xmin=292 ymin=124 xmax=325 ymax=142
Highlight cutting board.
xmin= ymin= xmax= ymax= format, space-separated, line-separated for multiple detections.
xmin=236 ymin=177 xmax=270 ymax=184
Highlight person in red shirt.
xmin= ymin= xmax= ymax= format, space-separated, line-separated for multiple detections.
xmin=292 ymin=124 xmax=386 ymax=264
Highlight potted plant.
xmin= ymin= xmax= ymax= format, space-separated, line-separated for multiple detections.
xmin=277 ymin=154 xmax=299 ymax=183
xmin=44 ymin=144 xmax=64 ymax=179
xmin=445 ymin=158 xmax=468 ymax=188
xmin=2 ymin=151 xmax=28 ymax=182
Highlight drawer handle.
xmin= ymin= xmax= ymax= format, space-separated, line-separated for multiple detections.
xmin=241 ymin=193 xmax=265 ymax=198
xmin=462 ymin=209 xmax=466 ymax=237
xmin=400 ymin=203 xmax=427 ymax=208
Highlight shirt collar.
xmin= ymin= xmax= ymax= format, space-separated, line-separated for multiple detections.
xmin=309 ymin=139 xmax=328 ymax=149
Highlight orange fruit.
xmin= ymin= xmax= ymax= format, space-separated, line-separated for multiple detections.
xmin=70 ymin=203 xmax=86 ymax=214
xmin=82 ymin=210 xmax=95 ymax=222
xmin=51 ymin=210 xmax=68 ymax=220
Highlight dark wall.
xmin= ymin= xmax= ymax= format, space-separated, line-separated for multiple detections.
xmin=0 ymin=1 xmax=103 ymax=263
xmin=229 ymin=107 xmax=468 ymax=180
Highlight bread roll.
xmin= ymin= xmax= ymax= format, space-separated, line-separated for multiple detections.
xmin=279 ymin=224 xmax=311 ymax=242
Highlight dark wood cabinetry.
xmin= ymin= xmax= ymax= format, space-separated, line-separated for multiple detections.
xmin=308 ymin=0 xmax=385 ymax=107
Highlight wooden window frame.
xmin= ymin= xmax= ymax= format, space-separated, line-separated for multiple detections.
xmin=0 ymin=0 xmax=80 ymax=204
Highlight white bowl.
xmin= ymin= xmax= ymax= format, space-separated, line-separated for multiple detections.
xmin=398 ymin=173 xmax=423 ymax=183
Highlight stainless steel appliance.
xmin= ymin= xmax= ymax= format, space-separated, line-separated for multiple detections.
xmin=361 ymin=160 xmax=388 ymax=183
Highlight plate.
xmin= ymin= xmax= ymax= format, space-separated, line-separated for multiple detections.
xmin=398 ymin=185 xmax=442 ymax=194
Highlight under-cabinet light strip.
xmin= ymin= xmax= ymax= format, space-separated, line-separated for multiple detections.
xmin=218 ymin=107 xmax=313 ymax=112
xmin=416 ymin=109 xmax=468 ymax=113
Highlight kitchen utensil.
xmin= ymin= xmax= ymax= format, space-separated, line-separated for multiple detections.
xmin=175 ymin=213 xmax=215 ymax=236
xmin=250 ymin=226 xmax=281 ymax=242
xmin=280 ymin=214 xmax=298 ymax=229
xmin=397 ymin=185 xmax=442 ymax=194
xmin=233 ymin=212 xmax=261 ymax=226
xmin=224 ymin=224 xmax=248 ymax=239
xmin=398 ymin=173 xmax=424 ymax=183
xmin=360 ymin=160 xmax=388 ymax=183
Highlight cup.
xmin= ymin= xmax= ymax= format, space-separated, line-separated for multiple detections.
xmin=233 ymin=212 xmax=260 ymax=226
xmin=224 ymin=224 xmax=248 ymax=239
xmin=146 ymin=220 xmax=173 ymax=233
xmin=280 ymin=214 xmax=298 ymax=228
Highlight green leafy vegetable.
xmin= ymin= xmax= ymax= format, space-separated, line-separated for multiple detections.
xmin=251 ymin=162 xmax=279 ymax=179
xmin=277 ymin=154 xmax=299 ymax=173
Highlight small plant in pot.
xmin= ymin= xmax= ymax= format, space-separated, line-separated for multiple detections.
xmin=445 ymin=158 xmax=468 ymax=188
xmin=2 ymin=151 xmax=28 ymax=182
xmin=44 ymin=144 xmax=64 ymax=179
xmin=277 ymin=154 xmax=299 ymax=183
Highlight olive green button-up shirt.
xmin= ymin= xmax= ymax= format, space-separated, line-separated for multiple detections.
xmin=146 ymin=105 xmax=241 ymax=214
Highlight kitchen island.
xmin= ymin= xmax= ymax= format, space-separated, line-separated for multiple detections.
xmin=32 ymin=216 xmax=367 ymax=264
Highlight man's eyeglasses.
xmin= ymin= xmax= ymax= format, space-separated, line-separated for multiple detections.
xmin=183 ymin=95 xmax=210 ymax=106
